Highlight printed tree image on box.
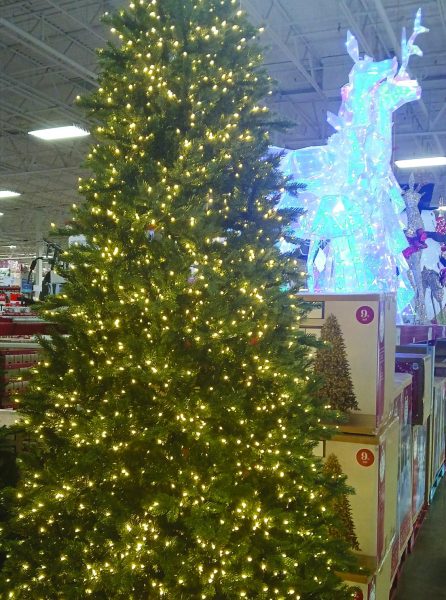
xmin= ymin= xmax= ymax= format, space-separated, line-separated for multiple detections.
xmin=0 ymin=1 xmax=357 ymax=598
xmin=324 ymin=454 xmax=360 ymax=551
xmin=314 ymin=314 xmax=359 ymax=413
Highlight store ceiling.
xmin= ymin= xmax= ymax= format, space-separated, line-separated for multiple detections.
xmin=0 ymin=0 xmax=445 ymax=258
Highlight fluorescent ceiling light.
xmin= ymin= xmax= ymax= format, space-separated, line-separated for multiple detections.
xmin=0 ymin=190 xmax=20 ymax=198
xmin=395 ymin=157 xmax=446 ymax=168
xmin=28 ymin=125 xmax=90 ymax=140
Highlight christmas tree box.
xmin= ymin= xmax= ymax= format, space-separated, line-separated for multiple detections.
xmin=0 ymin=408 xmax=20 ymax=427
xmin=298 ymin=293 xmax=396 ymax=426
xmin=412 ymin=423 xmax=428 ymax=522
xmin=433 ymin=338 xmax=446 ymax=377
xmin=325 ymin=415 xmax=399 ymax=563
xmin=338 ymin=546 xmax=392 ymax=600
xmin=428 ymin=378 xmax=446 ymax=500
xmin=395 ymin=353 xmax=432 ymax=424
xmin=396 ymin=325 xmax=432 ymax=344
xmin=392 ymin=373 xmax=413 ymax=558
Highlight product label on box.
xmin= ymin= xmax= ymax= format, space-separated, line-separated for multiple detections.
xmin=356 ymin=305 xmax=374 ymax=324
xmin=356 ymin=448 xmax=374 ymax=467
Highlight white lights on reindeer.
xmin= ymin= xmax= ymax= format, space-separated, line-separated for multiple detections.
xmin=278 ymin=9 xmax=428 ymax=314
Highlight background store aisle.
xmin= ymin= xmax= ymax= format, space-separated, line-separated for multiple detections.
xmin=395 ymin=480 xmax=446 ymax=599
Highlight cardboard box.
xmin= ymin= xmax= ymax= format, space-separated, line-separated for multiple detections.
xmin=434 ymin=339 xmax=446 ymax=377
xmin=412 ymin=423 xmax=428 ymax=520
xmin=299 ymin=293 xmax=396 ymax=426
xmin=392 ymin=373 xmax=413 ymax=558
xmin=0 ymin=408 xmax=20 ymax=427
xmin=397 ymin=325 xmax=432 ymax=344
xmin=325 ymin=416 xmax=399 ymax=563
xmin=340 ymin=546 xmax=392 ymax=600
xmin=396 ymin=325 xmax=446 ymax=344
xmin=429 ymin=378 xmax=446 ymax=499
xmin=395 ymin=353 xmax=432 ymax=424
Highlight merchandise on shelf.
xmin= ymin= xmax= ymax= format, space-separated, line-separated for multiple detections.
xmin=411 ymin=423 xmax=428 ymax=522
xmin=397 ymin=324 xmax=446 ymax=344
xmin=429 ymin=378 xmax=446 ymax=500
xmin=299 ymin=293 xmax=396 ymax=426
xmin=339 ymin=544 xmax=393 ymax=600
xmin=434 ymin=338 xmax=446 ymax=377
xmin=324 ymin=415 xmax=399 ymax=564
xmin=392 ymin=373 xmax=413 ymax=561
xmin=0 ymin=409 xmax=20 ymax=427
xmin=0 ymin=342 xmax=41 ymax=409
xmin=395 ymin=352 xmax=432 ymax=424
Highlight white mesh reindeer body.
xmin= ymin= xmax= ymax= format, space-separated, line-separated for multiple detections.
xmin=279 ymin=10 xmax=428 ymax=314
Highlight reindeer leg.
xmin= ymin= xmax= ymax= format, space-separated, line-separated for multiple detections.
xmin=432 ymin=290 xmax=437 ymax=322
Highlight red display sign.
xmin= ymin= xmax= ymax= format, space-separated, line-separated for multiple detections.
xmin=356 ymin=448 xmax=375 ymax=467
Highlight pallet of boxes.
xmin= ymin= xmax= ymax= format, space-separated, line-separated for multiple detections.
xmin=299 ymin=293 xmax=411 ymax=600
xmin=0 ymin=341 xmax=42 ymax=428
xmin=395 ymin=327 xmax=446 ymax=507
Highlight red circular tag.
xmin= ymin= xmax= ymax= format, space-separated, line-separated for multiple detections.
xmin=353 ymin=590 xmax=364 ymax=600
xmin=356 ymin=449 xmax=375 ymax=467
xmin=356 ymin=305 xmax=374 ymax=324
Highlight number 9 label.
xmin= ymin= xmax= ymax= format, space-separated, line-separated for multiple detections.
xmin=356 ymin=305 xmax=374 ymax=324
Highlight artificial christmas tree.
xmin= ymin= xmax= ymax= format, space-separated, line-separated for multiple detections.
xmin=314 ymin=314 xmax=358 ymax=413
xmin=0 ymin=1 xmax=355 ymax=598
xmin=323 ymin=454 xmax=360 ymax=551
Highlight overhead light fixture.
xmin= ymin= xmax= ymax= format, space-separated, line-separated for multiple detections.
xmin=395 ymin=157 xmax=446 ymax=168
xmin=28 ymin=125 xmax=90 ymax=140
xmin=0 ymin=190 xmax=20 ymax=198
xmin=9 ymin=245 xmax=16 ymax=249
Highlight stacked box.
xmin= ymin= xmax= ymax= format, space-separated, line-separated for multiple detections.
xmin=412 ymin=423 xmax=428 ymax=522
xmin=396 ymin=325 xmax=446 ymax=345
xmin=325 ymin=416 xmax=399 ymax=564
xmin=340 ymin=545 xmax=392 ymax=600
xmin=0 ymin=408 xmax=20 ymax=427
xmin=0 ymin=342 xmax=41 ymax=408
xmin=429 ymin=378 xmax=446 ymax=500
xmin=395 ymin=353 xmax=432 ymax=424
xmin=299 ymin=293 xmax=396 ymax=427
xmin=434 ymin=339 xmax=446 ymax=377
xmin=392 ymin=373 xmax=413 ymax=560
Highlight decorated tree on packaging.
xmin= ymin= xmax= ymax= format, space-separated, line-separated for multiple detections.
xmin=314 ymin=314 xmax=358 ymax=413
xmin=0 ymin=1 xmax=356 ymax=598
xmin=323 ymin=454 xmax=359 ymax=551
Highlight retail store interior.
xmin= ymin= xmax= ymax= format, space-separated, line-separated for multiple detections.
xmin=0 ymin=1 xmax=446 ymax=598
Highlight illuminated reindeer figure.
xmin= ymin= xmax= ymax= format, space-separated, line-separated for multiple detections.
xmin=279 ymin=10 xmax=428 ymax=313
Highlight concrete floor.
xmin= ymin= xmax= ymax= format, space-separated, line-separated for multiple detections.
xmin=394 ymin=479 xmax=446 ymax=599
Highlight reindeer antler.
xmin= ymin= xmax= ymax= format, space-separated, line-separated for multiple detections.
xmin=399 ymin=8 xmax=429 ymax=76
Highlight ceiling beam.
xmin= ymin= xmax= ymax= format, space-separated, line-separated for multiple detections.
xmin=339 ymin=0 xmax=374 ymax=56
xmin=371 ymin=0 xmax=445 ymax=156
xmin=241 ymin=0 xmax=326 ymax=99
xmin=0 ymin=18 xmax=98 ymax=86
xmin=44 ymin=0 xmax=107 ymax=45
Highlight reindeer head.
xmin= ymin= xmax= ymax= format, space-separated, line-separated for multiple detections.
xmin=344 ymin=9 xmax=428 ymax=116
xmin=346 ymin=31 xmax=397 ymax=93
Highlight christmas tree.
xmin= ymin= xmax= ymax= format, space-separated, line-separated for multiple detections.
xmin=314 ymin=314 xmax=358 ymax=413
xmin=323 ymin=454 xmax=359 ymax=551
xmin=0 ymin=1 xmax=356 ymax=597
